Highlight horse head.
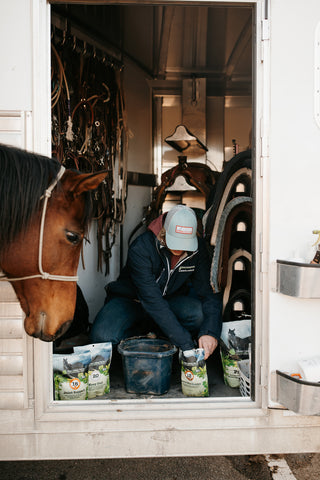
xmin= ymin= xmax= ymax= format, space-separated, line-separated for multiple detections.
xmin=0 ymin=161 xmax=107 ymax=342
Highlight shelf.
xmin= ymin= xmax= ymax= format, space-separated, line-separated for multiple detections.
xmin=276 ymin=370 xmax=320 ymax=415
xmin=276 ymin=260 xmax=320 ymax=298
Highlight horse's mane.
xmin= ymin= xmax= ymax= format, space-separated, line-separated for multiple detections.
xmin=0 ymin=144 xmax=61 ymax=253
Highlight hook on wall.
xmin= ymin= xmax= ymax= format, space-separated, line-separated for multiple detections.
xmin=191 ymin=75 xmax=198 ymax=106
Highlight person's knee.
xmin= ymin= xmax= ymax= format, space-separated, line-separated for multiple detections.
xmin=190 ymin=307 xmax=204 ymax=331
xmin=90 ymin=297 xmax=142 ymax=344
xmin=90 ymin=317 xmax=107 ymax=343
xmin=168 ymin=295 xmax=203 ymax=331
xmin=90 ymin=321 xmax=120 ymax=345
xmin=90 ymin=327 xmax=105 ymax=344
xmin=90 ymin=304 xmax=113 ymax=343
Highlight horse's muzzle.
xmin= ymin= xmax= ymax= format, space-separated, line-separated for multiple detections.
xmin=24 ymin=314 xmax=73 ymax=342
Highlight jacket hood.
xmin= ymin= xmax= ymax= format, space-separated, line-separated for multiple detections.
xmin=148 ymin=214 xmax=165 ymax=238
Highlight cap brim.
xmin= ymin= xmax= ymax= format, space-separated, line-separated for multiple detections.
xmin=165 ymin=232 xmax=198 ymax=252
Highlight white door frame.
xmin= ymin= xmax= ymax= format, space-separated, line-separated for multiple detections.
xmin=33 ymin=0 xmax=270 ymax=425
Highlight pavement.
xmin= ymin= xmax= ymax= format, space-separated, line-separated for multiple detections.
xmin=1 ymin=453 xmax=319 ymax=480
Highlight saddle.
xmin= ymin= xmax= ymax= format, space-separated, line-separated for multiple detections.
xmin=129 ymin=156 xmax=218 ymax=244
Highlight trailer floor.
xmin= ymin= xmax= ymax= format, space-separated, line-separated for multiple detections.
xmin=103 ymin=348 xmax=241 ymax=399
xmin=54 ymin=335 xmax=242 ymax=400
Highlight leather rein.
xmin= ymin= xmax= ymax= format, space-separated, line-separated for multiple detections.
xmin=0 ymin=165 xmax=79 ymax=283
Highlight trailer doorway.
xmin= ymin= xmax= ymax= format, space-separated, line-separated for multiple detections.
xmin=49 ymin=1 xmax=259 ymax=405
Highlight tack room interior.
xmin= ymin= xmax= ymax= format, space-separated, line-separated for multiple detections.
xmin=50 ymin=1 xmax=254 ymax=401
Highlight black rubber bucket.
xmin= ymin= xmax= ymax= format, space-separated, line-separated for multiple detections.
xmin=118 ymin=338 xmax=177 ymax=395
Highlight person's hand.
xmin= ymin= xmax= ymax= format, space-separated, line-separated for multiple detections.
xmin=198 ymin=335 xmax=218 ymax=360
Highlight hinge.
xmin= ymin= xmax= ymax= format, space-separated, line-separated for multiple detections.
xmin=260 ymin=156 xmax=264 ymax=177
xmin=260 ymin=20 xmax=269 ymax=62
xmin=259 ymin=271 xmax=263 ymax=292
xmin=261 ymin=19 xmax=270 ymax=41
xmin=259 ymin=233 xmax=264 ymax=291
xmin=260 ymin=117 xmax=269 ymax=159
xmin=260 ymin=361 xmax=264 ymax=388
xmin=257 ymin=344 xmax=263 ymax=386
xmin=259 ymin=232 xmax=263 ymax=254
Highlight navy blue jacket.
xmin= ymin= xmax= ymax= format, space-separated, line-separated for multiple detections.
xmin=108 ymin=229 xmax=222 ymax=350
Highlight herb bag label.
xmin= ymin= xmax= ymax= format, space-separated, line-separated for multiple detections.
xmin=180 ymin=348 xmax=209 ymax=397
xmin=55 ymin=373 xmax=88 ymax=400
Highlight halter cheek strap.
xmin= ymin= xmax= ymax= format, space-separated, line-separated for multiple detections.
xmin=0 ymin=165 xmax=79 ymax=283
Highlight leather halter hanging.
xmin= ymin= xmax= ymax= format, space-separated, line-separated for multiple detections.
xmin=0 ymin=165 xmax=79 ymax=283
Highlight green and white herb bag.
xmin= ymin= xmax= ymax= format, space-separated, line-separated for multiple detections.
xmin=53 ymin=352 xmax=91 ymax=400
xmin=180 ymin=348 xmax=209 ymax=397
xmin=74 ymin=343 xmax=112 ymax=398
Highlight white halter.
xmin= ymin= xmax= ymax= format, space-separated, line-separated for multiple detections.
xmin=0 ymin=165 xmax=79 ymax=283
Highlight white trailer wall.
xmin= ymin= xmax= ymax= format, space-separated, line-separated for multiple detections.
xmin=0 ymin=1 xmax=32 ymax=112
xmin=0 ymin=0 xmax=34 ymax=415
xmin=268 ymin=0 xmax=320 ymax=375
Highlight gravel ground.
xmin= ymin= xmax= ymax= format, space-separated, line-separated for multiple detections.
xmin=1 ymin=453 xmax=319 ymax=480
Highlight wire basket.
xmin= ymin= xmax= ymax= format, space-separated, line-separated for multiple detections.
xmin=238 ymin=359 xmax=250 ymax=397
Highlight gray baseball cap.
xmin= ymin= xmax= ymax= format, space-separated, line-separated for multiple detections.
xmin=164 ymin=205 xmax=198 ymax=252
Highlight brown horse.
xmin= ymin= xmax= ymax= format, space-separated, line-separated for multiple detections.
xmin=0 ymin=144 xmax=107 ymax=341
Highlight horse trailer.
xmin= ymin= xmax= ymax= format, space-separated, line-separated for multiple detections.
xmin=0 ymin=0 xmax=320 ymax=460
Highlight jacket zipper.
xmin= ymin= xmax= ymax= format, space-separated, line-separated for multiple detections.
xmin=162 ymin=250 xmax=197 ymax=296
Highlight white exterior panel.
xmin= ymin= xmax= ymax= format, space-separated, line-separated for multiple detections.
xmin=268 ymin=0 xmax=320 ymax=378
xmin=0 ymin=1 xmax=32 ymax=111
xmin=0 ymin=282 xmax=29 ymax=410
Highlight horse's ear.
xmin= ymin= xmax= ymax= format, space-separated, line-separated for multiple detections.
xmin=69 ymin=171 xmax=108 ymax=196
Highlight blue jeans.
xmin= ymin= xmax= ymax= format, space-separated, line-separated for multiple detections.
xmin=90 ymin=295 xmax=204 ymax=345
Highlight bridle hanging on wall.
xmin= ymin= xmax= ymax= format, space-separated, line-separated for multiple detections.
xmin=51 ymin=25 xmax=128 ymax=274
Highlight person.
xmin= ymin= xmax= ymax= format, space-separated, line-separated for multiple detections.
xmin=90 ymin=205 xmax=222 ymax=360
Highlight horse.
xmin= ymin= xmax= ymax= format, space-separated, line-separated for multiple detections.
xmin=0 ymin=144 xmax=107 ymax=342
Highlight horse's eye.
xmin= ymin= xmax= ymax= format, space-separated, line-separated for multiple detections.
xmin=65 ymin=231 xmax=81 ymax=245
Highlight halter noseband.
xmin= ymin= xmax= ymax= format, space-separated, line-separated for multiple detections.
xmin=0 ymin=165 xmax=79 ymax=283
